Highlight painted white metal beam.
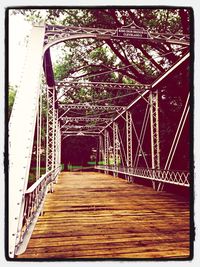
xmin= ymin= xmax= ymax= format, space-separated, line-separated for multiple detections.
xmin=9 ymin=25 xmax=45 ymax=258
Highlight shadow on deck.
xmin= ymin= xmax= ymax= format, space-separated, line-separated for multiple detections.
xmin=17 ymin=171 xmax=190 ymax=259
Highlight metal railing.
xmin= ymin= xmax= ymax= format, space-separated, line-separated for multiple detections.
xmin=15 ymin=166 xmax=61 ymax=255
xmin=95 ymin=165 xmax=190 ymax=187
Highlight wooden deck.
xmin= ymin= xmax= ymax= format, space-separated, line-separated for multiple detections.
xmin=17 ymin=171 xmax=190 ymax=259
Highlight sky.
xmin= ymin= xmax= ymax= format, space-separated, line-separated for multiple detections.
xmin=9 ymin=11 xmax=64 ymax=87
xmin=9 ymin=13 xmax=32 ymax=87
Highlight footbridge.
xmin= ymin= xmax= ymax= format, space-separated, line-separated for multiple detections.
xmin=8 ymin=22 xmax=191 ymax=259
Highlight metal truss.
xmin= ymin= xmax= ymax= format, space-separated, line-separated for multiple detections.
xmin=62 ymin=131 xmax=101 ymax=135
xmin=61 ymin=117 xmax=113 ymax=123
xmin=149 ymin=90 xmax=160 ymax=170
xmin=149 ymin=90 xmax=161 ymax=190
xmin=126 ymin=111 xmax=133 ymax=168
xmin=55 ymin=120 xmax=61 ymax=173
xmin=36 ymin=92 xmax=42 ymax=180
xmin=56 ymin=81 xmax=150 ymax=91
xmin=95 ymin=166 xmax=190 ymax=187
xmin=126 ymin=111 xmax=133 ymax=182
xmin=62 ymin=125 xmax=104 ymax=130
xmin=104 ymin=130 xmax=109 ymax=168
xmin=113 ymin=122 xmax=120 ymax=168
xmin=100 ymin=52 xmax=189 ymax=135
xmin=59 ymin=103 xmax=126 ymax=111
xmin=62 ymin=133 xmax=99 ymax=140
xmin=8 ymin=26 xmax=45 ymax=258
xmin=99 ymin=135 xmax=104 ymax=164
xmin=165 ymin=93 xmax=190 ymax=171
xmin=46 ymin=86 xmax=56 ymax=172
xmin=45 ymin=24 xmax=189 ymax=48
xmin=54 ymin=111 xmax=61 ymax=171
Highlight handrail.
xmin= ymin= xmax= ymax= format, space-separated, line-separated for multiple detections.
xmin=25 ymin=166 xmax=60 ymax=194
xmin=15 ymin=166 xmax=62 ymax=255
xmin=25 ymin=170 xmax=52 ymax=194
xmin=95 ymin=165 xmax=190 ymax=187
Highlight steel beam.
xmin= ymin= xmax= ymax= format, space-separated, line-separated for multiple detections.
xmin=56 ymin=81 xmax=150 ymax=91
xmin=59 ymin=103 xmax=126 ymax=111
xmin=100 ymin=52 xmax=190 ymax=134
xmin=62 ymin=131 xmax=100 ymax=135
xmin=61 ymin=117 xmax=113 ymax=123
xmin=46 ymin=86 xmax=56 ymax=173
xmin=149 ymin=90 xmax=160 ymax=170
xmin=8 ymin=26 xmax=45 ymax=258
xmin=104 ymin=130 xmax=109 ymax=171
xmin=62 ymin=125 xmax=104 ymax=130
xmin=126 ymin=111 xmax=133 ymax=182
xmin=98 ymin=135 xmax=104 ymax=165
xmin=45 ymin=24 xmax=189 ymax=47
xmin=113 ymin=122 xmax=120 ymax=168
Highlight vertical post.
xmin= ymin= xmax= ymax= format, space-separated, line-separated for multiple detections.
xmin=113 ymin=122 xmax=119 ymax=177
xmin=36 ymin=91 xmax=42 ymax=180
xmin=46 ymin=86 xmax=56 ymax=192
xmin=126 ymin=111 xmax=133 ymax=182
xmin=8 ymin=26 xmax=45 ymax=258
xmin=98 ymin=135 xmax=104 ymax=165
xmin=54 ymin=110 xmax=60 ymax=182
xmin=54 ymin=110 xmax=58 ymax=169
xmin=104 ymin=130 xmax=109 ymax=174
xmin=149 ymin=90 xmax=160 ymax=189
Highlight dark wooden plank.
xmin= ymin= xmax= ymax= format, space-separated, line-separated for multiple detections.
xmin=17 ymin=171 xmax=190 ymax=259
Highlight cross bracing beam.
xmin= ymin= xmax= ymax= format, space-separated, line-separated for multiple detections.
xmin=45 ymin=24 xmax=189 ymax=46
xmin=99 ymin=52 xmax=190 ymax=134
xmin=62 ymin=131 xmax=100 ymax=135
xmin=62 ymin=134 xmax=99 ymax=140
xmin=61 ymin=125 xmax=104 ymax=130
xmin=59 ymin=103 xmax=126 ymax=111
xmin=113 ymin=122 xmax=120 ymax=167
xmin=56 ymin=81 xmax=150 ymax=91
xmin=61 ymin=117 xmax=113 ymax=123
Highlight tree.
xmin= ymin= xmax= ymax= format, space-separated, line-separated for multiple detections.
xmin=9 ymin=8 xmax=191 ymax=171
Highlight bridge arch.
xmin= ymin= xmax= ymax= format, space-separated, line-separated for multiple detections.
xmin=44 ymin=33 xmax=101 ymax=52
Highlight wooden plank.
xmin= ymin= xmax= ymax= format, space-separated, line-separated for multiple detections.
xmin=17 ymin=171 xmax=190 ymax=259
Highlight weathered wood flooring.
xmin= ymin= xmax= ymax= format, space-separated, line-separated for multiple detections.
xmin=18 ymin=171 xmax=190 ymax=259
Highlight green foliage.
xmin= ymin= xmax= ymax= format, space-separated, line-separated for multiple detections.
xmin=8 ymin=85 xmax=17 ymax=119
xmin=10 ymin=8 xmax=190 ymax=171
